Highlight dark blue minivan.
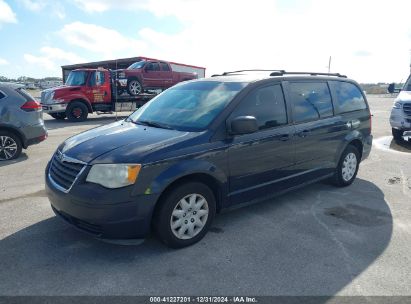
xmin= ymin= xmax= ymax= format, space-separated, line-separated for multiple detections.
xmin=45 ymin=71 xmax=372 ymax=248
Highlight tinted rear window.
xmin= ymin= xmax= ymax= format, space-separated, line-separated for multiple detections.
xmin=289 ymin=82 xmax=333 ymax=123
xmin=16 ymin=88 xmax=34 ymax=101
xmin=332 ymin=81 xmax=367 ymax=113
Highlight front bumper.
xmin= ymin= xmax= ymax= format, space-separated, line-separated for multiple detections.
xmin=41 ymin=103 xmax=67 ymax=114
xmin=117 ymin=79 xmax=128 ymax=87
xmin=390 ymin=108 xmax=411 ymax=130
xmin=45 ymin=162 xmax=159 ymax=240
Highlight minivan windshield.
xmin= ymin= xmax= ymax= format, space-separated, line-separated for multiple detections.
xmin=127 ymin=81 xmax=247 ymax=131
xmin=127 ymin=61 xmax=146 ymax=70
xmin=403 ymin=74 xmax=411 ymax=91
xmin=66 ymin=71 xmax=88 ymax=86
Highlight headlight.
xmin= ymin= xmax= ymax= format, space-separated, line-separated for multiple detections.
xmin=86 ymin=164 xmax=141 ymax=188
xmin=393 ymin=102 xmax=402 ymax=109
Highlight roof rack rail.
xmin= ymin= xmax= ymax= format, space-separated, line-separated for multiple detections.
xmin=269 ymin=71 xmax=347 ymax=78
xmin=223 ymin=69 xmax=286 ymax=75
xmin=211 ymin=70 xmax=286 ymax=77
xmin=211 ymin=70 xmax=347 ymax=78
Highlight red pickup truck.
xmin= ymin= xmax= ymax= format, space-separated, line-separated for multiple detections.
xmin=116 ymin=59 xmax=200 ymax=96
xmin=40 ymin=68 xmax=156 ymax=122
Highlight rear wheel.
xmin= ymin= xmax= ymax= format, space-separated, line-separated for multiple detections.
xmin=49 ymin=113 xmax=66 ymax=120
xmin=392 ymin=128 xmax=404 ymax=141
xmin=154 ymin=182 xmax=216 ymax=248
xmin=127 ymin=79 xmax=143 ymax=96
xmin=0 ymin=131 xmax=22 ymax=161
xmin=332 ymin=145 xmax=360 ymax=187
xmin=66 ymin=101 xmax=88 ymax=122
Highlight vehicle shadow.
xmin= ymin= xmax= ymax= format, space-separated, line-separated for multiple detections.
xmin=44 ymin=115 xmax=130 ymax=131
xmin=0 ymin=152 xmax=28 ymax=167
xmin=391 ymin=136 xmax=411 ymax=152
xmin=0 ymin=178 xmax=392 ymax=297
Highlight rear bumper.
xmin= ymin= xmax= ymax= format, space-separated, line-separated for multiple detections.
xmin=45 ymin=163 xmax=159 ymax=240
xmin=362 ymin=134 xmax=373 ymax=160
xmin=41 ymin=103 xmax=67 ymax=114
xmin=21 ymin=123 xmax=47 ymax=148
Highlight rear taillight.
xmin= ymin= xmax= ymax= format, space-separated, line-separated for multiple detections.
xmin=21 ymin=100 xmax=42 ymax=112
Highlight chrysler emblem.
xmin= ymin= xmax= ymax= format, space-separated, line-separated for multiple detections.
xmin=57 ymin=151 xmax=64 ymax=162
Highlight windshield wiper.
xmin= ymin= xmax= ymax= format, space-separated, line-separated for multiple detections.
xmin=133 ymin=120 xmax=174 ymax=130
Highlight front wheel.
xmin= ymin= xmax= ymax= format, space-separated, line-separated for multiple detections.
xmin=127 ymin=79 xmax=143 ymax=96
xmin=66 ymin=101 xmax=88 ymax=122
xmin=154 ymin=182 xmax=216 ymax=248
xmin=392 ymin=128 xmax=404 ymax=141
xmin=332 ymin=145 xmax=360 ymax=187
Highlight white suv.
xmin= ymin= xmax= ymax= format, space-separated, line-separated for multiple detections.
xmin=390 ymin=74 xmax=411 ymax=140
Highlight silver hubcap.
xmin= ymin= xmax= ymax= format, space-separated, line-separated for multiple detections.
xmin=129 ymin=81 xmax=142 ymax=95
xmin=342 ymin=152 xmax=357 ymax=182
xmin=0 ymin=136 xmax=18 ymax=160
xmin=170 ymin=193 xmax=209 ymax=240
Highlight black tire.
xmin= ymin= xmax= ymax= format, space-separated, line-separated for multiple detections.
xmin=154 ymin=182 xmax=216 ymax=248
xmin=0 ymin=131 xmax=22 ymax=161
xmin=392 ymin=128 xmax=404 ymax=141
xmin=66 ymin=101 xmax=88 ymax=122
xmin=49 ymin=113 xmax=66 ymax=120
xmin=332 ymin=145 xmax=360 ymax=187
xmin=127 ymin=79 xmax=143 ymax=96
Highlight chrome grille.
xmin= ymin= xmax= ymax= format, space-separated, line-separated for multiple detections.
xmin=41 ymin=90 xmax=53 ymax=104
xmin=404 ymin=103 xmax=411 ymax=116
xmin=49 ymin=151 xmax=85 ymax=192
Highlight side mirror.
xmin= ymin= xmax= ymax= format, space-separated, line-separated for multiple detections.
xmin=229 ymin=116 xmax=258 ymax=135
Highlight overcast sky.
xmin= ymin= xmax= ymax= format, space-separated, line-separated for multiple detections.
xmin=0 ymin=0 xmax=411 ymax=83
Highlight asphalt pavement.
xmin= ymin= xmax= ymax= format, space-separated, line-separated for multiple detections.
xmin=0 ymin=96 xmax=410 ymax=296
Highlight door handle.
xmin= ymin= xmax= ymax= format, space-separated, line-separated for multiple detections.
xmin=279 ymin=134 xmax=290 ymax=141
xmin=297 ymin=130 xmax=310 ymax=138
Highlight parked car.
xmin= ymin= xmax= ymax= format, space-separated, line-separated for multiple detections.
xmin=0 ymin=82 xmax=47 ymax=161
xmin=390 ymin=74 xmax=411 ymax=141
xmin=45 ymin=71 xmax=372 ymax=248
xmin=116 ymin=59 xmax=200 ymax=96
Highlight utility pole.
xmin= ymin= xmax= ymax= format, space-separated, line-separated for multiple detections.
xmin=328 ymin=56 xmax=332 ymax=73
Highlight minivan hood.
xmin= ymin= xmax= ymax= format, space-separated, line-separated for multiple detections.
xmin=395 ymin=90 xmax=411 ymax=102
xmin=59 ymin=120 xmax=195 ymax=163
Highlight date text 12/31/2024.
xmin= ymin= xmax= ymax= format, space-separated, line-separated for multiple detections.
xmin=149 ymin=297 xmax=258 ymax=303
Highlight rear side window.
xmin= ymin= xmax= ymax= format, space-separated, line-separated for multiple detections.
xmin=160 ymin=62 xmax=171 ymax=71
xmin=289 ymin=82 xmax=333 ymax=123
xmin=230 ymin=84 xmax=287 ymax=130
xmin=333 ymin=82 xmax=367 ymax=113
xmin=16 ymin=88 xmax=34 ymax=101
xmin=146 ymin=62 xmax=160 ymax=71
